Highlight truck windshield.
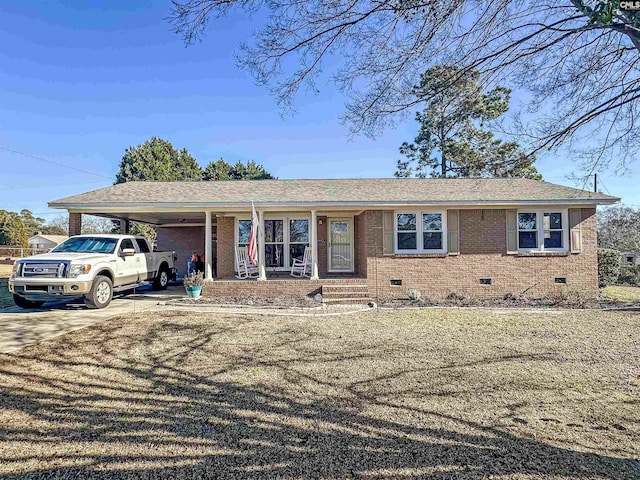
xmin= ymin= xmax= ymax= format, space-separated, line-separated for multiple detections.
xmin=51 ymin=237 xmax=118 ymax=254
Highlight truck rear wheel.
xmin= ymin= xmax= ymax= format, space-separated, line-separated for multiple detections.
xmin=152 ymin=266 xmax=169 ymax=290
xmin=84 ymin=275 xmax=113 ymax=309
xmin=13 ymin=294 xmax=45 ymax=309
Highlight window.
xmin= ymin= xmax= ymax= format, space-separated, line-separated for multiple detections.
xmin=52 ymin=237 xmax=117 ymax=254
xmin=120 ymin=238 xmax=135 ymax=251
xmin=396 ymin=214 xmax=417 ymax=250
xmin=135 ymin=238 xmax=150 ymax=253
xmin=236 ymin=216 xmax=309 ymax=270
xmin=517 ymin=210 xmax=568 ymax=252
xmin=238 ymin=220 xmax=251 ymax=248
xmin=517 ymin=213 xmax=538 ymax=249
xmin=395 ymin=211 xmax=446 ymax=253
xmin=423 ymin=213 xmax=443 ymax=250
xmin=264 ymin=220 xmax=284 ymax=268
xmin=543 ymin=212 xmax=563 ymax=248
xmin=289 ymin=219 xmax=309 ymax=266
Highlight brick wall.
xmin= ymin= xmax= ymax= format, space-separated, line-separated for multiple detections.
xmin=216 ymin=217 xmax=236 ymax=278
xmin=365 ymin=208 xmax=598 ymax=300
xmin=318 ymin=217 xmax=327 ymax=275
xmin=68 ymin=213 xmax=82 ymax=236
xmin=203 ymin=277 xmax=364 ymax=299
xmin=460 ymin=209 xmax=505 ymax=254
xmin=156 ymin=226 xmax=205 ymax=277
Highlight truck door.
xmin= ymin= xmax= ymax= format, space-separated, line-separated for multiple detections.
xmin=134 ymin=238 xmax=153 ymax=280
xmin=115 ymin=238 xmax=143 ymax=286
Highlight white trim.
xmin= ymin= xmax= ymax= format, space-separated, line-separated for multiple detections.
xmin=205 ymin=211 xmax=213 ymax=281
xmin=157 ymin=223 xmax=206 ymax=228
xmin=517 ymin=209 xmax=569 ymax=253
xmin=327 ymin=217 xmax=355 ymax=272
xmin=310 ymin=210 xmax=319 ymax=280
xmin=52 ymin=198 xmax=618 ymax=211
xmin=394 ymin=210 xmax=448 ymax=254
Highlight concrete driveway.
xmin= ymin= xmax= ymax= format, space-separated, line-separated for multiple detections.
xmin=0 ymin=284 xmax=184 ymax=354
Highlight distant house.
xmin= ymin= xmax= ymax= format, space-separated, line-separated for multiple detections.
xmin=622 ymin=251 xmax=640 ymax=267
xmin=49 ymin=178 xmax=618 ymax=300
xmin=28 ymin=234 xmax=68 ymax=251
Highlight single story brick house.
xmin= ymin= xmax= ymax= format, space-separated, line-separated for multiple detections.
xmin=49 ymin=178 xmax=618 ymax=301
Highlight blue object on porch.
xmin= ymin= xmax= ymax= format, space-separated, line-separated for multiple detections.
xmin=185 ymin=286 xmax=202 ymax=299
xmin=187 ymin=258 xmax=195 ymax=275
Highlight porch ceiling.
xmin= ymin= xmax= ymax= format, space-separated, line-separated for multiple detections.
xmin=86 ymin=211 xmax=209 ymax=226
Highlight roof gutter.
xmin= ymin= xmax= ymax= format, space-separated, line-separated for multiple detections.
xmin=49 ymin=198 xmax=619 ymax=210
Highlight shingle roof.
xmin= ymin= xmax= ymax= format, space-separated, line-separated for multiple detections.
xmin=49 ymin=178 xmax=618 ymax=208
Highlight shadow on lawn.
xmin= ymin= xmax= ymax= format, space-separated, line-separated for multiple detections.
xmin=0 ymin=314 xmax=636 ymax=479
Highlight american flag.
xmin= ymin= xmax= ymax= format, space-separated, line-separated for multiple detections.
xmin=247 ymin=201 xmax=259 ymax=265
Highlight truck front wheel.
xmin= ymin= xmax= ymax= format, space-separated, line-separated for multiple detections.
xmin=13 ymin=294 xmax=45 ymax=309
xmin=84 ymin=275 xmax=113 ymax=309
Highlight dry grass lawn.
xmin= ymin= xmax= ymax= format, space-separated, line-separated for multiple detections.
xmin=602 ymin=285 xmax=640 ymax=303
xmin=0 ymin=308 xmax=638 ymax=479
xmin=0 ymin=264 xmax=13 ymax=279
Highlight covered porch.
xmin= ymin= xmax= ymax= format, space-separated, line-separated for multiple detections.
xmin=63 ymin=207 xmax=368 ymax=282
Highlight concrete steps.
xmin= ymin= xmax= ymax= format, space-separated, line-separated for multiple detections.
xmin=321 ymin=284 xmax=371 ymax=305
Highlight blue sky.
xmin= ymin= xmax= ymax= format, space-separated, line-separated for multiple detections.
xmin=0 ymin=0 xmax=638 ymax=222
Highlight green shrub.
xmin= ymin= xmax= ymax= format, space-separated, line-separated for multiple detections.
xmin=598 ymin=248 xmax=621 ymax=287
xmin=618 ymin=264 xmax=640 ymax=285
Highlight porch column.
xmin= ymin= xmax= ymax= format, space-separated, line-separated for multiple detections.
xmin=119 ymin=219 xmax=130 ymax=234
xmin=68 ymin=212 xmax=82 ymax=236
xmin=258 ymin=210 xmax=267 ymax=281
xmin=310 ymin=210 xmax=319 ymax=280
xmin=205 ymin=211 xmax=213 ymax=281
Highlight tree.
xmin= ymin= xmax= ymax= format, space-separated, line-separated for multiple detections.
xmin=41 ymin=224 xmax=67 ymax=236
xmin=395 ymin=65 xmax=540 ymax=179
xmin=19 ymin=209 xmax=46 ymax=236
xmin=115 ymin=137 xmax=202 ymax=184
xmin=170 ymin=1 xmax=640 ymax=173
xmin=0 ymin=210 xmax=29 ymax=248
xmin=47 ymin=214 xmax=115 ymax=236
xmin=202 ymin=159 xmax=275 ymax=180
xmin=598 ymin=206 xmax=640 ymax=252
xmin=202 ymin=158 xmax=233 ymax=181
xmin=47 ymin=215 xmax=70 ymax=236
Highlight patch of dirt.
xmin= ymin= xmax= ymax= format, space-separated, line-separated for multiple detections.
xmin=169 ymin=295 xmax=320 ymax=308
xmin=380 ymin=291 xmax=640 ymax=310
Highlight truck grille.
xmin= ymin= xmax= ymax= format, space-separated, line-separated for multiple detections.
xmin=20 ymin=262 xmax=67 ymax=278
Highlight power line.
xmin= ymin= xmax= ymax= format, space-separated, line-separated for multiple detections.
xmin=0 ymin=146 xmax=112 ymax=180
xmin=0 ymin=180 xmax=107 ymax=191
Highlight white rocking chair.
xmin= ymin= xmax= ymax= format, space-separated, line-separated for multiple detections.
xmin=235 ymin=246 xmax=259 ymax=279
xmin=290 ymin=246 xmax=311 ymax=278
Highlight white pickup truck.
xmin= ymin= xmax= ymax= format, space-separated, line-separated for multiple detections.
xmin=8 ymin=234 xmax=176 ymax=309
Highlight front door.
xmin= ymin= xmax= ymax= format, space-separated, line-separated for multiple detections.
xmin=328 ymin=219 xmax=354 ymax=272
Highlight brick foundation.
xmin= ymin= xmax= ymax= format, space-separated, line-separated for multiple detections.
xmin=203 ymin=277 xmax=365 ymax=299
